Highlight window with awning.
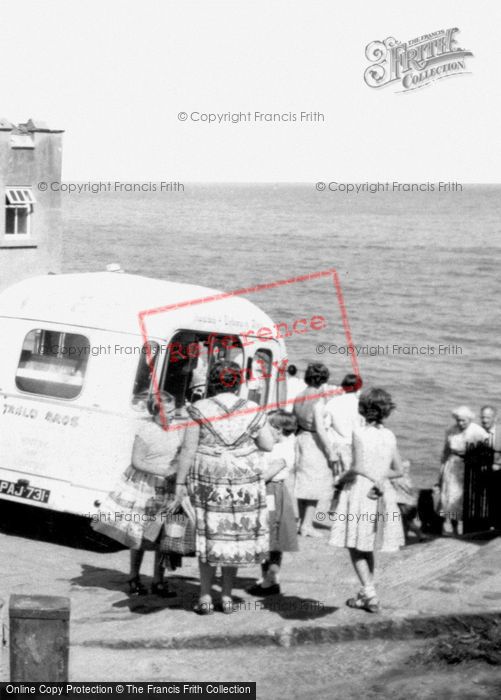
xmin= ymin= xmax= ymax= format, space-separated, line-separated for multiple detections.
xmin=5 ymin=187 xmax=36 ymax=237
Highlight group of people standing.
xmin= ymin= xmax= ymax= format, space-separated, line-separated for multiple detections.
xmin=437 ymin=404 xmax=500 ymax=535
xmin=288 ymin=363 xmax=404 ymax=613
xmin=92 ymin=358 xmax=498 ymax=617
xmin=93 ymin=359 xmax=408 ymax=616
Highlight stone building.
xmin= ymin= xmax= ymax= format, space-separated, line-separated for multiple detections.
xmin=0 ymin=119 xmax=64 ymax=291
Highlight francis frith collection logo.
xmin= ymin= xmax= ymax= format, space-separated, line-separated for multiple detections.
xmin=364 ymin=28 xmax=473 ymax=92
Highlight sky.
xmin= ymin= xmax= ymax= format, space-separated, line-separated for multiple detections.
xmin=0 ymin=0 xmax=499 ymax=182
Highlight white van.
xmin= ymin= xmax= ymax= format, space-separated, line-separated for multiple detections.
xmin=0 ymin=272 xmax=287 ymax=516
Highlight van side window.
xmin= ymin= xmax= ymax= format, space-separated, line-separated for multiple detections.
xmin=131 ymin=342 xmax=160 ymax=410
xmin=16 ymin=329 xmax=90 ymax=399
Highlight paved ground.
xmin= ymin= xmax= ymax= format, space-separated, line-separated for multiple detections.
xmin=0 ymin=502 xmax=500 ymax=683
xmin=70 ymin=641 xmax=501 ymax=699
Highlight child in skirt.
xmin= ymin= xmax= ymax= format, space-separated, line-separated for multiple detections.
xmin=248 ymin=410 xmax=299 ymax=596
xmin=92 ymin=391 xmax=190 ymax=597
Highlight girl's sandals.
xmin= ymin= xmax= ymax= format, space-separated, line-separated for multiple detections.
xmin=128 ymin=576 xmax=148 ymax=597
xmin=193 ymin=595 xmax=214 ymax=615
xmin=346 ymin=591 xmax=380 ymax=614
xmin=151 ymin=581 xmax=177 ymax=598
xmin=362 ymin=596 xmax=380 ymax=614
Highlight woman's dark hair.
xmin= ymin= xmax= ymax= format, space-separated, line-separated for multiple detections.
xmin=287 ymin=364 xmax=298 ymax=377
xmin=268 ymin=409 xmax=298 ymax=436
xmin=341 ymin=373 xmax=363 ymax=391
xmin=358 ymin=387 xmax=395 ymax=424
xmin=304 ymin=362 xmax=329 ymax=388
xmin=146 ymin=390 xmax=175 ymax=416
xmin=208 ymin=360 xmax=243 ymax=395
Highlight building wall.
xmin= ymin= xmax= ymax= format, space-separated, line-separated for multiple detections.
xmin=0 ymin=122 xmax=64 ymax=292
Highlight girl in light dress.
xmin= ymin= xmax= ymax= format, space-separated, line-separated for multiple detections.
xmin=330 ymin=387 xmax=404 ymax=613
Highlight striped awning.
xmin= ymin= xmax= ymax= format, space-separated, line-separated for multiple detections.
xmin=5 ymin=187 xmax=36 ymax=205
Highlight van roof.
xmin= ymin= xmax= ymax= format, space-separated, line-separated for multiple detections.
xmin=0 ymin=272 xmax=278 ymax=338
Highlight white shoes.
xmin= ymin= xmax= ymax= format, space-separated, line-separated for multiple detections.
xmin=299 ymin=526 xmax=323 ymax=538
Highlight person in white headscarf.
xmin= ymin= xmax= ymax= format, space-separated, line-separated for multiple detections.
xmin=438 ymin=405 xmax=488 ymax=536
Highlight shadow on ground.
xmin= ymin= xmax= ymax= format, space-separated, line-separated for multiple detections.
xmin=255 ymin=594 xmax=338 ymax=620
xmin=0 ymin=500 xmax=123 ymax=552
xmin=71 ymin=563 xmax=203 ymax=615
xmin=70 ymin=564 xmax=334 ymax=620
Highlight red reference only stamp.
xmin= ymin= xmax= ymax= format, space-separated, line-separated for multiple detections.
xmin=137 ymin=268 xmax=360 ymax=430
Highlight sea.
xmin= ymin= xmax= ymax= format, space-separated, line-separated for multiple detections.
xmin=62 ymin=184 xmax=501 ymax=487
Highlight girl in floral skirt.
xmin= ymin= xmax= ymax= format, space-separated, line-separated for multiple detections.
xmin=92 ymin=391 xmax=188 ymax=597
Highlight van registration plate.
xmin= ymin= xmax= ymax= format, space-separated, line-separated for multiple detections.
xmin=0 ymin=480 xmax=50 ymax=503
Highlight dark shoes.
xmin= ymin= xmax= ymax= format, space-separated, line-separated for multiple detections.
xmin=151 ymin=581 xmax=177 ymax=598
xmin=128 ymin=577 xmax=177 ymax=598
xmin=127 ymin=576 xmax=148 ymax=596
xmin=247 ymin=583 xmax=281 ymax=596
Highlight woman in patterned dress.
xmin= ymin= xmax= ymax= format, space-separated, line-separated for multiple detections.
xmin=329 ymin=388 xmax=404 ymax=613
xmin=92 ymin=391 xmax=187 ymax=597
xmin=172 ymin=360 xmax=275 ymax=614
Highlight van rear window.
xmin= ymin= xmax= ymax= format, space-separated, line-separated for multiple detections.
xmin=16 ymin=329 xmax=90 ymax=399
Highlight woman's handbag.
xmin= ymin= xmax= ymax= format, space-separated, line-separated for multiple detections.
xmin=159 ymin=497 xmax=196 ymax=555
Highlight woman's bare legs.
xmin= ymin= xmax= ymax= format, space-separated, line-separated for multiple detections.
xmin=199 ymin=560 xmax=215 ymax=598
xmin=348 ymin=548 xmax=377 ymax=602
xmin=298 ymin=499 xmax=321 ymax=536
xmin=221 ymin=566 xmax=238 ymax=613
xmin=130 ymin=549 xmax=144 ymax=579
xmin=152 ymin=551 xmax=164 ymax=584
xmin=451 ymin=518 xmax=463 ymax=536
xmin=297 ymin=498 xmax=306 ymax=530
xmin=221 ymin=566 xmax=237 ymax=597
xmin=263 ymin=551 xmax=282 ymax=586
xmin=190 ymin=560 xmax=216 ymax=613
xmin=128 ymin=549 xmax=148 ymax=595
